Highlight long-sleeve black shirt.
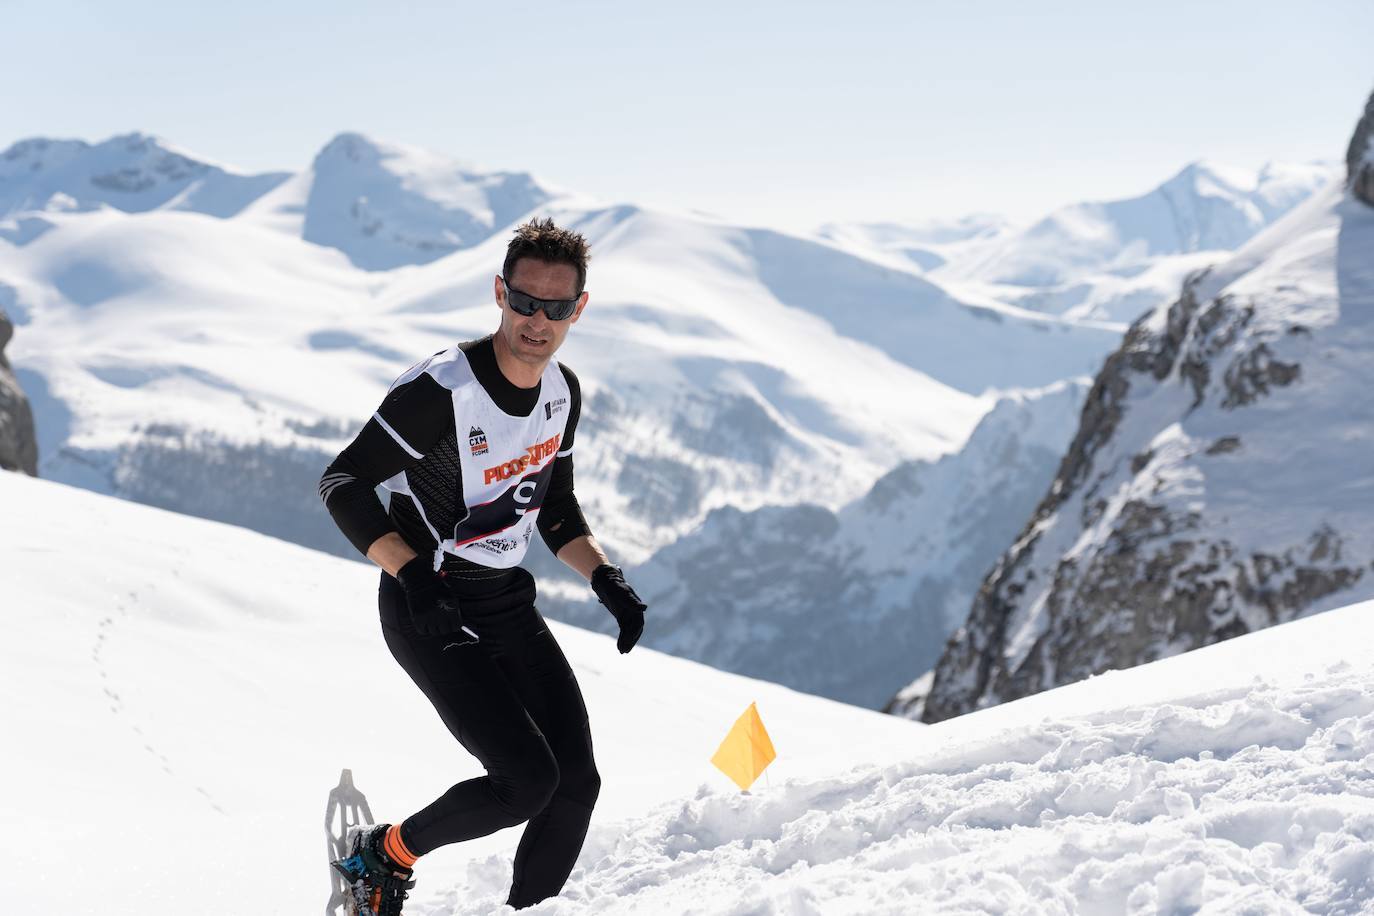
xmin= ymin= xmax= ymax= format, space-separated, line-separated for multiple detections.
xmin=319 ymin=334 xmax=590 ymax=571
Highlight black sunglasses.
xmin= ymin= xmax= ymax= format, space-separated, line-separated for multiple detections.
xmin=500 ymin=276 xmax=582 ymax=321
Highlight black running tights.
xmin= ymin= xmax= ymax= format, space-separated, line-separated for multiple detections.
xmin=377 ymin=567 xmax=601 ymax=910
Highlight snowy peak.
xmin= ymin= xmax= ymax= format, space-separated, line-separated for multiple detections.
xmin=941 ymin=159 xmax=1340 ymax=287
xmin=312 ymin=131 xmax=393 ymax=169
xmin=0 ymin=132 xmax=289 ymax=221
xmin=297 ymin=131 xmax=556 ymax=270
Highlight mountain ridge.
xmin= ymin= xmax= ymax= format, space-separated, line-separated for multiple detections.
xmin=898 ymin=156 xmax=1374 ymax=722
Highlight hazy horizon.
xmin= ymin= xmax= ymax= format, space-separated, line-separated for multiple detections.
xmin=4 ymin=0 xmax=1370 ymax=229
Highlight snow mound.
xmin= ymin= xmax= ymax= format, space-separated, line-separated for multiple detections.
xmin=426 ymin=599 xmax=1374 ymax=914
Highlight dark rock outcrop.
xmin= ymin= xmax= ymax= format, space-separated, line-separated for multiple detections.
xmin=0 ymin=309 xmax=38 ymax=474
xmin=1348 ymin=89 xmax=1374 ymax=207
xmin=889 ymin=86 xmax=1374 ymax=725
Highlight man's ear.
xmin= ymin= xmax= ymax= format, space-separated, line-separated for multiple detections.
xmin=493 ymin=274 xmax=505 ymax=309
xmin=570 ymin=291 xmax=589 ymax=323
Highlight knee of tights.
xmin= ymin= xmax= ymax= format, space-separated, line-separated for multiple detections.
xmin=496 ymin=757 xmax=560 ymax=821
xmin=558 ymin=763 xmax=601 ymax=809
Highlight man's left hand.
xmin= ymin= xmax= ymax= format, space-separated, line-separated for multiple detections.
xmin=591 ymin=564 xmax=646 ymax=654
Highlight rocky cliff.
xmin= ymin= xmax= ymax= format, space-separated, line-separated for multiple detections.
xmin=895 ymin=92 xmax=1374 ymax=722
xmin=0 ymin=309 xmax=37 ymax=474
xmin=1347 ymin=89 xmax=1374 ymax=207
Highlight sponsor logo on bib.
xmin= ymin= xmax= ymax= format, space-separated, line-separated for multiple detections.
xmin=483 ymin=433 xmax=562 ymax=485
xmin=474 ymin=536 xmax=520 ymax=555
xmin=469 ymin=426 xmax=488 ymax=456
xmin=544 ymin=397 xmax=568 ymax=419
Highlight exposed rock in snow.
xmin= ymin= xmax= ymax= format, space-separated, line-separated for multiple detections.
xmin=1347 ymin=88 xmax=1374 ymax=208
xmin=0 ymin=307 xmax=37 ymax=474
xmin=901 ymin=173 xmax=1374 ymax=723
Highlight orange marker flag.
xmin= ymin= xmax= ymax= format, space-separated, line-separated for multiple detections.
xmin=710 ymin=701 xmax=777 ymax=791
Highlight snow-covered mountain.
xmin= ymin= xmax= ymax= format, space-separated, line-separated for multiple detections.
xmin=2 ymin=128 xmax=1344 ymax=719
xmin=237 ymin=132 xmax=556 ymax=270
xmin=9 ymin=467 xmax=1374 ymax=914
xmin=925 ymin=159 xmax=1340 ymax=326
xmin=542 ymin=377 xmax=1091 ymax=709
xmin=896 ymin=100 xmax=1374 ymax=723
xmin=0 ymin=131 xmax=1120 ymax=572
xmin=814 ymin=213 xmax=1008 ymax=272
xmin=940 ymin=159 xmax=1338 ymax=288
xmin=0 ymin=132 xmax=289 ymax=221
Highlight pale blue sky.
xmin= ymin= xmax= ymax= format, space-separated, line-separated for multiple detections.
xmin=4 ymin=0 xmax=1371 ymax=228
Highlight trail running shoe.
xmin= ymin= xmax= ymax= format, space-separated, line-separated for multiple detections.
xmin=331 ymin=823 xmax=416 ymax=916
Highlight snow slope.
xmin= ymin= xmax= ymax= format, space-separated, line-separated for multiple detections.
xmin=813 ymin=213 xmax=1009 ymax=273
xmin=477 ymin=597 xmax=1374 ymax=914
xmin=0 ymin=469 xmax=921 ymax=916
xmin=11 ymin=459 xmax=1374 ymax=915
xmin=467 ymin=598 xmax=1374 ymax=914
xmin=908 ymin=170 xmax=1374 ymax=724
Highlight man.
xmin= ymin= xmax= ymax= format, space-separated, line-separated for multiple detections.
xmin=319 ymin=217 xmax=648 ymax=915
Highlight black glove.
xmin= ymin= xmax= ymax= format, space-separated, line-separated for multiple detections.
xmin=591 ymin=564 xmax=646 ymax=654
xmin=396 ymin=556 xmax=479 ymax=643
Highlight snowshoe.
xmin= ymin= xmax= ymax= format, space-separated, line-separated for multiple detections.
xmin=330 ymin=823 xmax=416 ymax=916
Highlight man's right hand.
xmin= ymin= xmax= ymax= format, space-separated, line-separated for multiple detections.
xmin=396 ymin=556 xmax=480 ymax=643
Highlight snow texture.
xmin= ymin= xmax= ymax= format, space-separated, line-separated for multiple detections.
xmin=8 ymin=467 xmax=1374 ymax=915
xmin=0 ymin=469 xmax=921 ymax=916
xmin=420 ymin=598 xmax=1374 ymax=915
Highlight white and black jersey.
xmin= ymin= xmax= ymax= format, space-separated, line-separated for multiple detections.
xmin=320 ymin=334 xmax=590 ymax=572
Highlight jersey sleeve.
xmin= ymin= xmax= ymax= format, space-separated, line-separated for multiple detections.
xmin=319 ymin=369 xmax=453 ymax=558
xmin=537 ymin=363 xmax=591 ymax=555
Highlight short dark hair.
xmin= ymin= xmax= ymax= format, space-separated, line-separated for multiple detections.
xmin=502 ymin=217 xmax=591 ymax=295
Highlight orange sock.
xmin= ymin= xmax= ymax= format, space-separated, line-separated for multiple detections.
xmin=383 ymin=823 xmax=418 ymax=869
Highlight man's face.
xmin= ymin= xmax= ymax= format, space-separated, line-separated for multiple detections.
xmin=494 ymin=258 xmax=588 ymax=366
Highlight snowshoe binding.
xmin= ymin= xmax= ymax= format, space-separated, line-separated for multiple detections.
xmin=330 ymin=823 xmax=416 ymax=916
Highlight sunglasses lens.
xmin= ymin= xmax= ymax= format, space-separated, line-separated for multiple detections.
xmin=505 ymin=282 xmax=577 ymax=320
xmin=508 ymin=290 xmax=538 ymax=315
xmin=544 ymin=299 xmax=576 ymax=320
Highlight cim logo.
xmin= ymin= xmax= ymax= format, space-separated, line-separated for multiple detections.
xmin=483 ymin=433 xmax=561 ymax=485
